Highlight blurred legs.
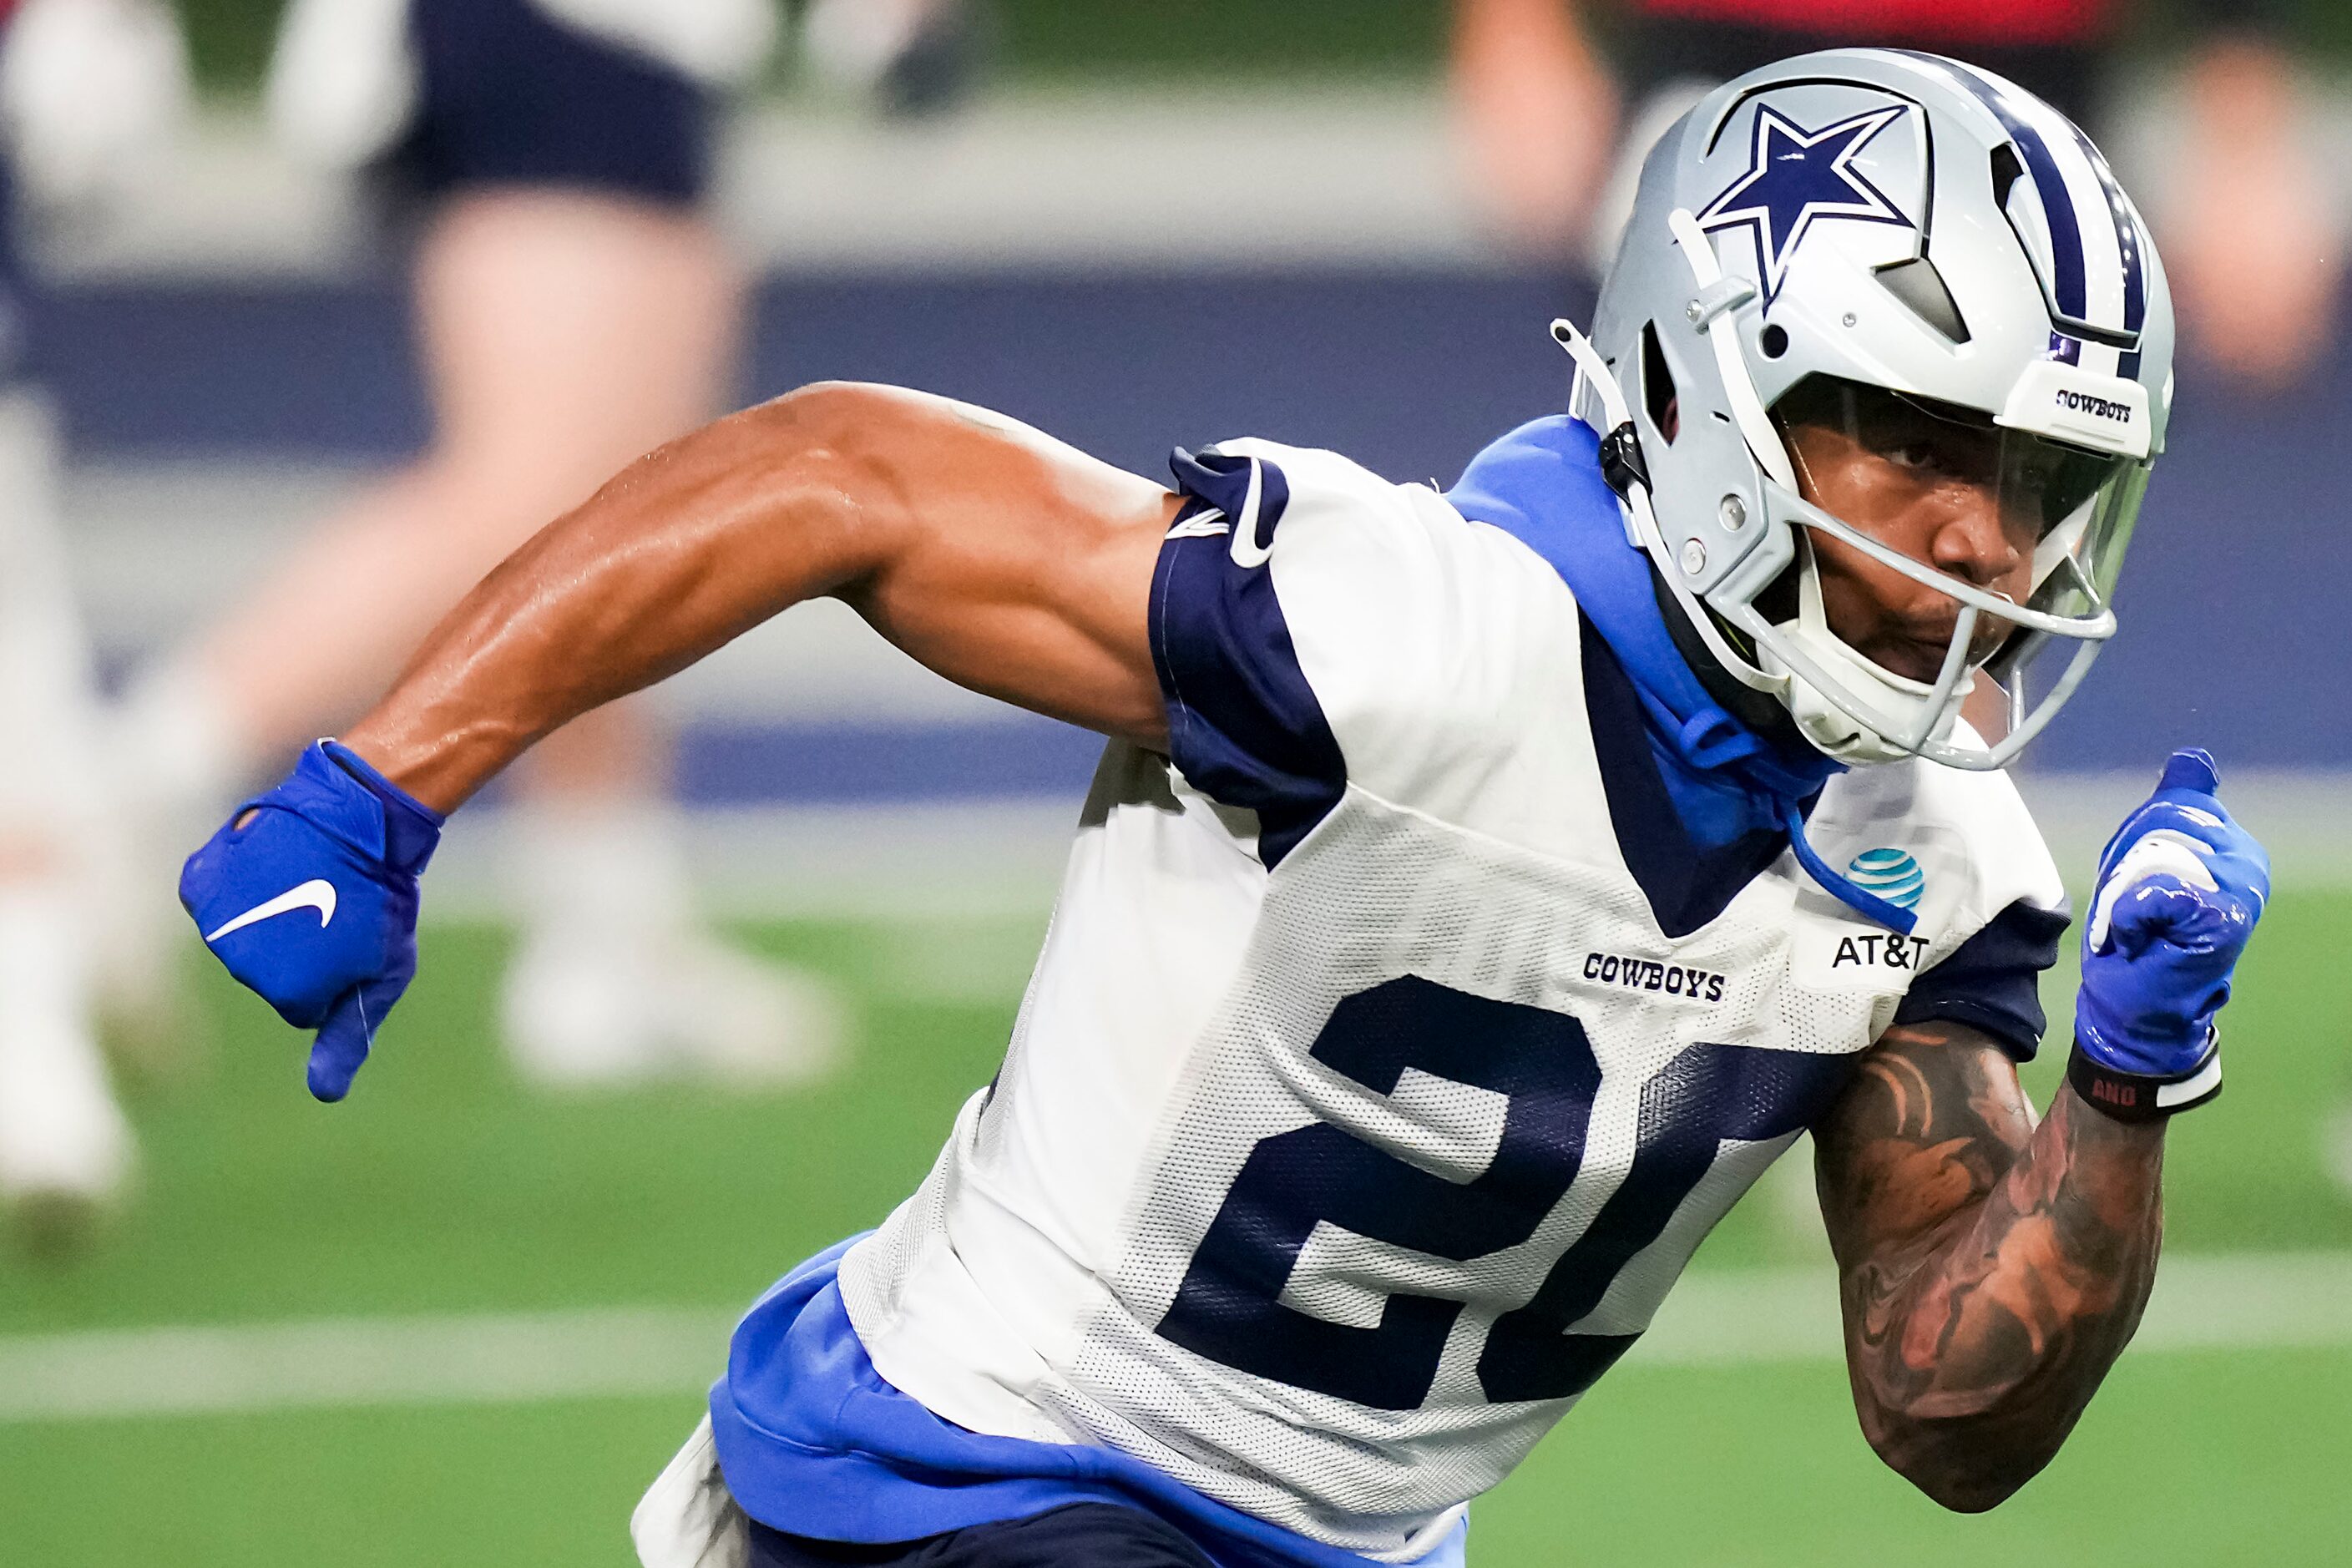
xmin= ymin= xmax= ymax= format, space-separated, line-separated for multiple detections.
xmin=0 ymin=392 xmax=132 ymax=1236
xmin=500 ymin=706 xmax=842 ymax=1090
xmin=802 ymin=0 xmax=987 ymax=118
xmin=0 ymin=883 xmax=131 ymax=1240
xmin=189 ymin=190 xmax=742 ymax=751
xmin=129 ymin=190 xmax=843 ymax=1088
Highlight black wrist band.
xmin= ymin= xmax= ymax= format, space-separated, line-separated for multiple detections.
xmin=2067 ymin=1033 xmax=2222 ymax=1123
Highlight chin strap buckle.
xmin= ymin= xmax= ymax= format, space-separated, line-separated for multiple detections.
xmin=1597 ymin=422 xmax=1652 ymax=501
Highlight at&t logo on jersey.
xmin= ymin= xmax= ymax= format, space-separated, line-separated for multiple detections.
xmin=1792 ymin=847 xmax=1938 ymax=989
xmin=1847 ymin=847 xmax=1925 ymax=912
xmin=1831 ymin=931 xmax=1931 ymax=971
xmin=1832 ymin=849 xmax=1930 ymax=970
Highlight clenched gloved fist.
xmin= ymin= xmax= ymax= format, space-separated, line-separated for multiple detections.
xmin=180 ymin=741 xmax=443 ymax=1102
xmin=2070 ymin=748 xmax=2269 ymax=1120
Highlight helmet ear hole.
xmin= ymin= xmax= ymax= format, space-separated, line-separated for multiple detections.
xmin=1874 ymin=256 xmax=1972 ymax=345
xmin=1990 ymin=142 xmax=2026 ymax=210
xmin=1753 ymin=554 xmax=1802 ymax=628
xmin=1640 ymin=322 xmax=1680 ymax=443
xmin=1759 ymin=324 xmax=1789 ymax=359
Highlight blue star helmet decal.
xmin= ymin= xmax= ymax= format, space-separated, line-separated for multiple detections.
xmin=1697 ymin=103 xmax=1914 ymax=306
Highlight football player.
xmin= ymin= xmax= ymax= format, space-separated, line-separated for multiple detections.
xmin=180 ymin=51 xmax=2269 ymax=1568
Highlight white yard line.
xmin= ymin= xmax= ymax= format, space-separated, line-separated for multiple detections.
xmin=0 ymin=1307 xmax=737 ymax=1424
xmin=3 ymin=1254 xmax=2346 ymax=1425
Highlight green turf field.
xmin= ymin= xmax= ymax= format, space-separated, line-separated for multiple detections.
xmin=3 ymin=889 xmax=2348 ymax=1565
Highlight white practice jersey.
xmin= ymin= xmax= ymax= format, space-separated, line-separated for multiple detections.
xmin=837 ymin=440 xmax=2066 ymax=1559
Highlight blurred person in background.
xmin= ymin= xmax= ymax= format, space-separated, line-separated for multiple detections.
xmin=0 ymin=0 xmax=985 ymax=1240
xmin=801 ymin=0 xmax=990 ymax=117
xmin=184 ymin=0 xmax=849 ymax=1091
xmin=0 ymin=0 xmax=186 ymax=1237
xmin=202 ymin=0 xmax=981 ymax=1085
xmin=1453 ymin=0 xmax=2341 ymax=389
xmin=0 ymin=0 xmax=999 ymax=1240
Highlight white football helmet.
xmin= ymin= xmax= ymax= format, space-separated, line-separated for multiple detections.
xmin=1560 ymin=48 xmax=2172 ymax=770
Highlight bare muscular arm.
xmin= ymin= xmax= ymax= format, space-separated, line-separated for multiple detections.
xmin=341 ymin=382 xmax=1178 ymax=812
xmin=1813 ymin=1019 xmax=2165 ymax=1511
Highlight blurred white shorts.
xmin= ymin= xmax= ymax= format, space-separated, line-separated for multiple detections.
xmin=633 ymin=1414 xmax=751 ymax=1568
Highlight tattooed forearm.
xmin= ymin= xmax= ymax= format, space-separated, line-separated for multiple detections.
xmin=1813 ymin=1020 xmax=2165 ymax=1511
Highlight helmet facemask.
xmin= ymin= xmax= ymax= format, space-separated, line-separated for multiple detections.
xmin=1556 ymin=288 xmax=2149 ymax=770
xmin=1740 ymin=377 xmax=2147 ymax=766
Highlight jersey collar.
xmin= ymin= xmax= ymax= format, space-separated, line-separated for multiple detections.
xmin=1449 ymin=415 xmax=1916 ymax=933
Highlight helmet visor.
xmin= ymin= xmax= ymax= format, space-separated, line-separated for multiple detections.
xmin=1773 ymin=377 xmax=2144 ymax=673
xmin=1737 ymin=376 xmax=2152 ymax=766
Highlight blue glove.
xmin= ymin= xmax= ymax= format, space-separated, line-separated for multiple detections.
xmin=180 ymin=741 xmax=443 ymax=1102
xmin=2071 ymin=749 xmax=2268 ymax=1115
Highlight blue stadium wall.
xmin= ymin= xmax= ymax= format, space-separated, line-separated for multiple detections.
xmin=39 ymin=267 xmax=2344 ymax=793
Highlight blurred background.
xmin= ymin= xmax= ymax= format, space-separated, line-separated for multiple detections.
xmin=0 ymin=2 xmax=2348 ymax=1563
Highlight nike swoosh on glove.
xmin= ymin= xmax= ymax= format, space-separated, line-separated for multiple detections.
xmin=180 ymin=741 xmax=443 ymax=1101
xmin=2075 ymin=748 xmax=2270 ymax=1079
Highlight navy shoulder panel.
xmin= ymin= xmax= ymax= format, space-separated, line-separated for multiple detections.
xmin=1895 ymin=899 xmax=2072 ymax=1062
xmin=1149 ymin=448 xmax=1345 ymax=869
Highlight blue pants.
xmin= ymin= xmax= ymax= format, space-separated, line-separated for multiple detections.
xmin=750 ymin=1504 xmax=1216 ymax=1567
